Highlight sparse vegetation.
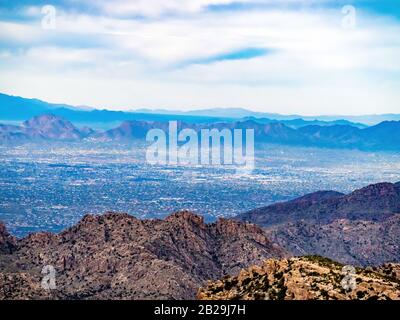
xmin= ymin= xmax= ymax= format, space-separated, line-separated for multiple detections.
xmin=198 ymin=257 xmax=400 ymax=300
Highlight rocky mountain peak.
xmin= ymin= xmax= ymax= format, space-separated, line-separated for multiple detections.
xmin=23 ymin=114 xmax=72 ymax=128
xmin=22 ymin=114 xmax=83 ymax=140
xmin=0 ymin=212 xmax=285 ymax=299
xmin=165 ymin=210 xmax=205 ymax=226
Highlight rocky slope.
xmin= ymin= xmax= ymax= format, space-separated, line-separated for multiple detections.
xmin=237 ymin=182 xmax=400 ymax=266
xmin=0 ymin=211 xmax=285 ymax=300
xmin=265 ymin=215 xmax=400 ymax=266
xmin=238 ymin=182 xmax=400 ymax=227
xmin=198 ymin=256 xmax=400 ymax=300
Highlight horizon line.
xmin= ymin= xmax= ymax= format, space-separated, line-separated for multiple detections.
xmin=1 ymin=91 xmax=399 ymax=118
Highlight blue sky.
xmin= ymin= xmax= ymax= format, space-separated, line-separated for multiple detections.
xmin=0 ymin=0 xmax=399 ymax=115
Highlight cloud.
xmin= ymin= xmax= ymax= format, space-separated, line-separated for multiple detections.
xmin=0 ymin=1 xmax=399 ymax=115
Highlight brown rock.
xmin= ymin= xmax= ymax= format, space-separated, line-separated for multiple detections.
xmin=198 ymin=256 xmax=400 ymax=300
xmin=0 ymin=211 xmax=285 ymax=300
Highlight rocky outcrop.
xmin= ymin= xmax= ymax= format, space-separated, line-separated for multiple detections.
xmin=198 ymin=256 xmax=400 ymax=300
xmin=265 ymin=214 xmax=400 ymax=266
xmin=0 ymin=211 xmax=285 ymax=300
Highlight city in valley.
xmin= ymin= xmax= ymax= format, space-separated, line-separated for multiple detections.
xmin=1 ymin=142 xmax=400 ymax=237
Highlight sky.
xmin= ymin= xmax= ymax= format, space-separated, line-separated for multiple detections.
xmin=0 ymin=0 xmax=399 ymax=115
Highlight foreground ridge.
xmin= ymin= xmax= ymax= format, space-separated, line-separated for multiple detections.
xmin=198 ymin=256 xmax=400 ymax=300
xmin=0 ymin=211 xmax=285 ymax=300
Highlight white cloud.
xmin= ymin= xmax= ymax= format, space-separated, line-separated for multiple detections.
xmin=0 ymin=1 xmax=399 ymax=115
xmin=99 ymin=0 xmax=236 ymax=17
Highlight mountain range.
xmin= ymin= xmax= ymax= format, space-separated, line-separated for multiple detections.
xmin=1 ymin=114 xmax=400 ymax=151
xmin=237 ymin=182 xmax=400 ymax=266
xmin=0 ymin=93 xmax=229 ymax=125
xmin=1 ymin=92 xmax=399 ymax=126
xmin=0 ymin=211 xmax=284 ymax=299
xmin=130 ymin=107 xmax=400 ymax=125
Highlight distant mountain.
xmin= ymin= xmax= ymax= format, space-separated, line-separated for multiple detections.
xmin=360 ymin=121 xmax=400 ymax=150
xmin=298 ymin=124 xmax=361 ymax=146
xmin=0 ymin=211 xmax=284 ymax=300
xmin=2 ymin=92 xmax=398 ymax=126
xmin=94 ymin=119 xmax=353 ymax=145
xmin=244 ymin=117 xmax=367 ymax=129
xmin=23 ymin=114 xmax=86 ymax=140
xmin=0 ymin=93 xmax=231 ymax=124
xmin=198 ymin=256 xmax=400 ymax=300
xmin=236 ymin=182 xmax=400 ymax=266
xmin=133 ymin=105 xmax=400 ymax=125
xmin=0 ymin=114 xmax=93 ymax=142
xmin=243 ymin=120 xmax=400 ymax=150
xmin=95 ymin=120 xmax=170 ymax=141
xmin=135 ymin=107 xmax=269 ymax=118
xmin=2 ymin=115 xmax=400 ymax=151
xmin=92 ymin=118 xmax=400 ymax=150
xmin=0 ymin=93 xmax=78 ymax=120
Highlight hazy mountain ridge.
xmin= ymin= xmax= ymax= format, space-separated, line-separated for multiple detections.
xmin=1 ymin=114 xmax=400 ymax=151
xmin=0 ymin=211 xmax=285 ymax=300
xmin=0 ymin=115 xmax=92 ymax=143
xmin=244 ymin=116 xmax=367 ymax=129
xmin=125 ymin=106 xmax=400 ymax=125
xmin=0 ymin=93 xmax=232 ymax=124
xmin=0 ymin=92 xmax=395 ymax=126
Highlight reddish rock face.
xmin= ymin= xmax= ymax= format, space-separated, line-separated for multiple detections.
xmin=0 ymin=211 xmax=285 ymax=300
